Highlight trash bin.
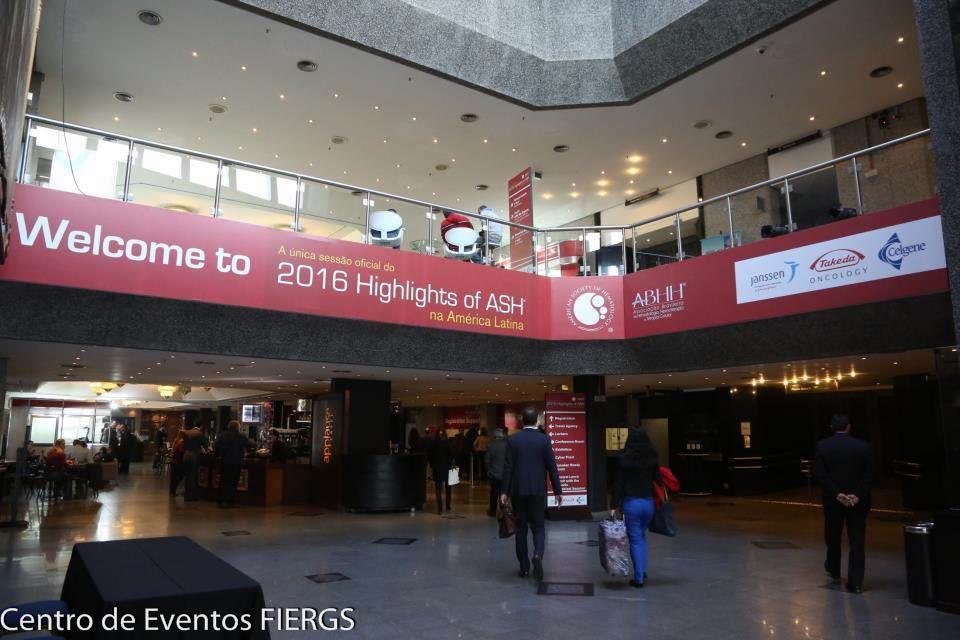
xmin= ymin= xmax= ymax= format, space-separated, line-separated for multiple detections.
xmin=904 ymin=522 xmax=936 ymax=606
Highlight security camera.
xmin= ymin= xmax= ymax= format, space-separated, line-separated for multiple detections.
xmin=755 ymin=44 xmax=771 ymax=55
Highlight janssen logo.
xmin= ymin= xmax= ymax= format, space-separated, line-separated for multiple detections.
xmin=879 ymin=232 xmax=926 ymax=271
xmin=748 ymin=261 xmax=798 ymax=290
xmin=810 ymin=249 xmax=865 ymax=272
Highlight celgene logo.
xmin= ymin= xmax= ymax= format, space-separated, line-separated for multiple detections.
xmin=879 ymin=233 xmax=926 ymax=270
xmin=566 ymin=285 xmax=615 ymax=333
xmin=810 ymin=249 xmax=864 ymax=272
xmin=748 ymin=261 xmax=798 ymax=290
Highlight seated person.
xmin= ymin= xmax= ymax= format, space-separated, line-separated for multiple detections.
xmin=73 ymin=440 xmax=92 ymax=464
xmin=269 ymin=430 xmax=288 ymax=463
xmin=94 ymin=445 xmax=117 ymax=463
xmin=46 ymin=440 xmax=68 ymax=473
xmin=369 ymin=209 xmax=405 ymax=249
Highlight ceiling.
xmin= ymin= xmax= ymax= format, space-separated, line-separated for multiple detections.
xmin=0 ymin=339 xmax=938 ymax=409
xmin=32 ymin=0 xmax=923 ymax=228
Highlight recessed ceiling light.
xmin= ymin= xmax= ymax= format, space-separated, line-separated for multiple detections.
xmin=897 ymin=82 xmax=904 ymax=89
xmin=113 ymin=91 xmax=135 ymax=103
xmin=667 ymin=169 xmax=673 ymax=174
xmin=660 ymin=137 xmax=668 ymax=143
xmin=450 ymin=158 xmax=456 ymax=162
xmin=297 ymin=59 xmax=318 ymax=72
xmin=274 ymin=153 xmax=279 ymax=158
xmin=809 ymin=115 xmax=816 ymax=121
xmin=433 ymin=138 xmax=439 ymax=143
xmin=570 ymin=191 xmax=580 ymax=197
xmin=238 ymin=145 xmax=243 ymax=150
xmin=511 ymin=147 xmax=517 ymax=152
xmin=333 ymin=92 xmax=339 ymax=98
xmin=542 ymin=193 xmax=553 ymax=200
xmin=626 ymin=154 xmax=642 ymax=163
xmin=395 ymin=163 xmax=400 ymax=168
xmin=626 ymin=189 xmax=635 ymax=195
xmin=482 ymin=138 xmax=488 ymax=143
xmin=598 ymin=190 xmax=607 ymax=196
xmin=308 ymin=162 xmax=313 ymax=167
xmin=373 ymin=105 xmax=380 ymax=111
xmin=596 ymin=179 xmax=609 ymax=187
xmin=629 ymin=179 xmax=634 ymax=184
xmin=714 ymin=130 xmax=733 ymax=139
xmin=191 ymin=51 xmax=198 ymax=58
xmin=156 ymin=126 xmax=163 ymax=132
xmin=740 ymin=141 xmax=747 ymax=147
xmin=240 ymin=65 xmax=247 ymax=71
xmin=600 ymin=170 xmax=605 ymax=175
xmin=626 ymin=167 xmax=640 ymax=175
xmin=897 ymin=36 xmax=904 ymax=44
xmin=251 ymin=127 xmax=257 ymax=133
xmin=279 ymin=93 xmax=285 ymax=99
xmin=411 ymin=116 xmax=417 ymax=121
xmin=113 ymin=116 xmax=120 ymax=122
xmin=307 ymin=119 xmax=313 ymax=124
xmin=137 ymin=9 xmax=163 ymax=26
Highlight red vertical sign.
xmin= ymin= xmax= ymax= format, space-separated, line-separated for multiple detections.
xmin=545 ymin=392 xmax=588 ymax=507
xmin=508 ymin=168 xmax=534 ymax=272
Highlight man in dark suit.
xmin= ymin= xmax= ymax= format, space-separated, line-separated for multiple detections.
xmin=501 ymin=407 xmax=563 ymax=580
xmin=814 ymin=413 xmax=874 ymax=593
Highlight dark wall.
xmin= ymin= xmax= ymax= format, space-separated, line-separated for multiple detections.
xmin=0 ymin=281 xmax=952 ymax=377
xmin=331 ymin=378 xmax=391 ymax=455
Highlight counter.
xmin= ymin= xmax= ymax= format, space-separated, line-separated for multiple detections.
xmin=196 ymin=455 xmax=286 ymax=506
xmin=341 ymin=454 xmax=427 ymax=512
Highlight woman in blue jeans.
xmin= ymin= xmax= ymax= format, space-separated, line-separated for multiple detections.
xmin=612 ymin=427 xmax=659 ymax=587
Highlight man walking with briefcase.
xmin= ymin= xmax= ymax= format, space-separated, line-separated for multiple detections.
xmin=501 ymin=407 xmax=563 ymax=581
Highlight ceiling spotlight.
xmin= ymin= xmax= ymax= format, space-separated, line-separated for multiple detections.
xmin=626 ymin=167 xmax=640 ymax=175
xmin=297 ymin=59 xmax=318 ymax=72
xmin=113 ymin=91 xmax=135 ymax=103
xmin=113 ymin=116 xmax=120 ymax=122
xmin=660 ymin=137 xmax=669 ymax=143
xmin=240 ymin=65 xmax=247 ymax=71
xmin=897 ymin=36 xmax=904 ymax=44
xmin=137 ymin=9 xmax=163 ymax=26
xmin=307 ymin=119 xmax=313 ymax=124
xmin=569 ymin=191 xmax=580 ymax=197
xmin=897 ymin=82 xmax=904 ymax=89
xmin=251 ymin=127 xmax=257 ymax=133
xmin=598 ymin=190 xmax=607 ymax=196
xmin=740 ymin=141 xmax=747 ymax=147
xmin=596 ymin=179 xmax=609 ymax=187
xmin=541 ymin=193 xmax=553 ymax=200
xmin=482 ymin=138 xmax=488 ymax=143
xmin=626 ymin=154 xmax=642 ymax=163
xmin=411 ymin=116 xmax=417 ymax=121
xmin=333 ymin=92 xmax=339 ymax=98
xmin=667 ymin=169 xmax=673 ymax=174
xmin=820 ymin=70 xmax=827 ymax=76
xmin=279 ymin=93 xmax=285 ymax=99
xmin=191 ymin=51 xmax=198 ymax=58
xmin=373 ymin=105 xmax=380 ymax=111
xmin=809 ymin=115 xmax=816 ymax=121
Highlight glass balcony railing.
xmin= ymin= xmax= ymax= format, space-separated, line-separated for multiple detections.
xmin=17 ymin=115 xmax=931 ymax=279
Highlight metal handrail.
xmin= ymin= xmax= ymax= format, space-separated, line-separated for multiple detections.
xmin=20 ymin=114 xmax=535 ymax=232
xmin=18 ymin=115 xmax=932 ymax=275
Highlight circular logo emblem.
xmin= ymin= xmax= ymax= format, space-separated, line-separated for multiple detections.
xmin=566 ymin=285 xmax=616 ymax=333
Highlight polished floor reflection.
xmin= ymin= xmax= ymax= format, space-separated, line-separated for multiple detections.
xmin=2 ymin=466 xmax=959 ymax=639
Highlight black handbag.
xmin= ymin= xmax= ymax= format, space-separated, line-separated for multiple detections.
xmin=649 ymin=486 xmax=678 ymax=537
xmin=498 ymin=501 xmax=517 ymax=539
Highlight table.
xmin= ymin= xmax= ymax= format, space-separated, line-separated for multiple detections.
xmin=61 ymin=537 xmax=269 ymax=639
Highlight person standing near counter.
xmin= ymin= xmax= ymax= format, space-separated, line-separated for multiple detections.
xmin=181 ymin=423 xmax=208 ymax=502
xmin=485 ymin=428 xmax=507 ymax=517
xmin=427 ymin=428 xmax=454 ymax=514
xmin=214 ymin=420 xmax=253 ymax=508
xmin=169 ymin=430 xmax=186 ymax=497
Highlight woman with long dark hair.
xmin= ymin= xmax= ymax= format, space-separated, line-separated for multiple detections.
xmin=612 ymin=427 xmax=659 ymax=587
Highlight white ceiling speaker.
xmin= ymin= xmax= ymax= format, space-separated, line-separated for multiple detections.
xmin=137 ymin=10 xmax=163 ymax=26
xmin=297 ymin=60 xmax=318 ymax=72
xmin=113 ymin=91 xmax=135 ymax=103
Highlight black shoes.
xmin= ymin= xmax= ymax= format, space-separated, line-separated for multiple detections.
xmin=629 ymin=579 xmax=645 ymax=588
xmin=846 ymin=585 xmax=863 ymax=594
xmin=518 ymin=569 xmax=529 ymax=578
xmin=532 ymin=557 xmax=544 ymax=582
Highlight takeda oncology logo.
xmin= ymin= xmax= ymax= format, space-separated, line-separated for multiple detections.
xmin=566 ymin=285 xmax=616 ymax=333
xmin=810 ymin=249 xmax=864 ymax=272
xmin=879 ymin=233 xmax=927 ymax=270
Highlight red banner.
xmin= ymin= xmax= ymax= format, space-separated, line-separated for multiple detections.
xmin=2 ymin=185 xmax=546 ymax=339
xmin=545 ymin=393 xmax=588 ymax=507
xmin=508 ymin=168 xmax=534 ymax=272
xmin=0 ymin=186 xmax=948 ymax=343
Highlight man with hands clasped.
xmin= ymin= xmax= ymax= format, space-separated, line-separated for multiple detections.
xmin=814 ymin=414 xmax=874 ymax=594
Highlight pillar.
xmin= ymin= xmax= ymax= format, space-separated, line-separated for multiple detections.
xmin=573 ymin=375 xmax=608 ymax=512
xmin=330 ymin=378 xmax=391 ymax=454
xmin=913 ymin=1 xmax=960 ymax=506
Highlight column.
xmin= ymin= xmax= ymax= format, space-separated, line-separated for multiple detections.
xmin=330 ymin=379 xmax=392 ymax=454
xmin=573 ymin=375 xmax=608 ymax=512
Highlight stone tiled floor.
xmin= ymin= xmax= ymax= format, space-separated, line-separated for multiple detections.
xmin=2 ymin=466 xmax=959 ymax=639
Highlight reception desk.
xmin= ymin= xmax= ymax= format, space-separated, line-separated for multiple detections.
xmin=341 ymin=453 xmax=427 ymax=512
xmin=196 ymin=455 xmax=286 ymax=506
